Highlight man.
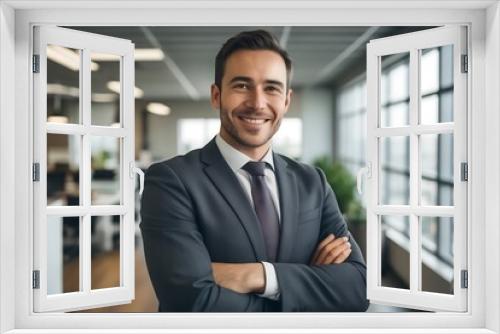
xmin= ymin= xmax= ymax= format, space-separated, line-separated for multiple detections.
xmin=140 ymin=30 xmax=369 ymax=312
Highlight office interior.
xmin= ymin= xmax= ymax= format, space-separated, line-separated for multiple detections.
xmin=45 ymin=26 xmax=454 ymax=312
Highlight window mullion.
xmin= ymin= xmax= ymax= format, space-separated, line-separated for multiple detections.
xmin=81 ymin=48 xmax=92 ymax=294
xmin=409 ymin=48 xmax=420 ymax=293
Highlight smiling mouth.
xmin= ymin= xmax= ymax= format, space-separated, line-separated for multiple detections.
xmin=238 ymin=116 xmax=270 ymax=125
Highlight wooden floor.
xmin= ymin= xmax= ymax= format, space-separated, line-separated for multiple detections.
xmin=68 ymin=246 xmax=159 ymax=313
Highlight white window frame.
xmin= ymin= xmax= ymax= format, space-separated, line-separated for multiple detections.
xmin=0 ymin=1 xmax=499 ymax=333
xmin=365 ymin=26 xmax=467 ymax=312
xmin=32 ymin=26 xmax=136 ymax=312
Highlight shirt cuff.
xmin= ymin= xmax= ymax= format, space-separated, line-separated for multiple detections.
xmin=257 ymin=261 xmax=281 ymax=301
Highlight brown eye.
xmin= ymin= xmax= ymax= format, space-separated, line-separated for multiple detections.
xmin=266 ymin=86 xmax=281 ymax=93
xmin=234 ymin=83 xmax=249 ymax=89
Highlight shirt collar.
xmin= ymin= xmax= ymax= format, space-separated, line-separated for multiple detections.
xmin=215 ymin=134 xmax=275 ymax=173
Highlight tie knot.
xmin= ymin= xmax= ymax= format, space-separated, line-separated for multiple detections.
xmin=242 ymin=161 xmax=267 ymax=177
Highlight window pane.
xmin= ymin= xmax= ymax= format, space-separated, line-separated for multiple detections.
xmin=440 ymin=90 xmax=454 ymax=123
xmin=91 ymin=52 xmax=120 ymax=126
xmin=421 ymin=216 xmax=454 ymax=295
xmin=91 ymin=215 xmax=121 ymax=290
xmin=47 ymin=215 xmax=80 ymax=294
xmin=380 ymin=136 xmax=410 ymax=205
xmin=382 ymin=102 xmax=409 ymax=128
xmin=273 ymin=118 xmax=303 ymax=159
xmin=91 ymin=137 xmax=121 ymax=205
xmin=420 ymin=94 xmax=439 ymax=125
xmin=387 ymin=59 xmax=409 ymax=102
xmin=47 ymin=45 xmax=80 ymax=124
xmin=440 ymin=45 xmax=454 ymax=89
xmin=47 ymin=134 xmax=81 ymax=206
xmin=420 ymin=48 xmax=439 ymax=95
xmin=420 ymin=133 xmax=454 ymax=206
xmin=420 ymin=45 xmax=454 ymax=124
xmin=380 ymin=53 xmax=410 ymax=128
xmin=381 ymin=215 xmax=410 ymax=290
xmin=177 ymin=119 xmax=220 ymax=155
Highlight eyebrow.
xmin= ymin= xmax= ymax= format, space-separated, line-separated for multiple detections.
xmin=229 ymin=76 xmax=284 ymax=89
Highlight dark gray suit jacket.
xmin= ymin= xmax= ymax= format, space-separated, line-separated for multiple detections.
xmin=140 ymin=138 xmax=368 ymax=312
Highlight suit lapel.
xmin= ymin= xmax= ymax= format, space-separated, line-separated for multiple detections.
xmin=273 ymin=153 xmax=299 ymax=263
xmin=201 ymin=139 xmax=267 ymax=261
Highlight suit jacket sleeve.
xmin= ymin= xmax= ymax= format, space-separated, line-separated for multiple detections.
xmin=140 ymin=162 xmax=279 ymax=312
xmin=272 ymin=167 xmax=369 ymax=312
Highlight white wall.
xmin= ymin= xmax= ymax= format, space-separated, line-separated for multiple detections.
xmin=0 ymin=3 xmax=16 ymax=332
xmin=299 ymin=88 xmax=334 ymax=164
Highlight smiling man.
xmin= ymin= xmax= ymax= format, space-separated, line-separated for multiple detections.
xmin=140 ymin=30 xmax=369 ymax=312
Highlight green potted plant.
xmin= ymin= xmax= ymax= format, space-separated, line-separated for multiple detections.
xmin=313 ymin=156 xmax=367 ymax=256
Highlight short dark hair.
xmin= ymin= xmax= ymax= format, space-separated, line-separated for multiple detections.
xmin=214 ymin=29 xmax=292 ymax=91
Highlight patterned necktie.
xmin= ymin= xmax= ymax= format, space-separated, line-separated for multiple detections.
xmin=242 ymin=161 xmax=280 ymax=262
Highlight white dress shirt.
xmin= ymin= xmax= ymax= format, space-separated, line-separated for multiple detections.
xmin=215 ymin=134 xmax=281 ymax=300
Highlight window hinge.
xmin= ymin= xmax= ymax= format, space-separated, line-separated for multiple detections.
xmin=461 ymin=269 xmax=468 ymax=289
xmin=32 ymin=55 xmax=40 ymax=73
xmin=461 ymin=162 xmax=468 ymax=181
xmin=32 ymin=270 xmax=40 ymax=289
xmin=33 ymin=163 xmax=40 ymax=182
xmin=461 ymin=54 xmax=468 ymax=73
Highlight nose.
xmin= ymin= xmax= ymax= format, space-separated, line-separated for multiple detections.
xmin=246 ymin=87 xmax=267 ymax=110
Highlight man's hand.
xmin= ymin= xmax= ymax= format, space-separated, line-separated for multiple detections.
xmin=211 ymin=262 xmax=265 ymax=294
xmin=310 ymin=234 xmax=351 ymax=265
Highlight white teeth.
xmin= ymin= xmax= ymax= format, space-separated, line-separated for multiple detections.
xmin=241 ymin=117 xmax=266 ymax=125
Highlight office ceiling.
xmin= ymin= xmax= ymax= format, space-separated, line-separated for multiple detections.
xmin=68 ymin=26 xmax=430 ymax=100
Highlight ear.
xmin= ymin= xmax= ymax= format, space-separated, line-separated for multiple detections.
xmin=210 ymin=84 xmax=221 ymax=110
xmin=283 ymin=88 xmax=293 ymax=114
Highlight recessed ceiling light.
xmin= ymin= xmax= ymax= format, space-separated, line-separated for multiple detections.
xmin=47 ymin=83 xmax=79 ymax=97
xmin=147 ymin=102 xmax=171 ymax=116
xmin=47 ymin=115 xmax=69 ymax=124
xmin=106 ymin=81 xmax=144 ymax=98
xmin=91 ymin=49 xmax=165 ymax=62
xmin=47 ymin=45 xmax=99 ymax=71
xmin=91 ymin=93 xmax=118 ymax=103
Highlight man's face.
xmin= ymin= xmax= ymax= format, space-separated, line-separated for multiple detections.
xmin=211 ymin=50 xmax=292 ymax=152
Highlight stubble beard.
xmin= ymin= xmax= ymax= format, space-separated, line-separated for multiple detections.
xmin=219 ymin=103 xmax=281 ymax=150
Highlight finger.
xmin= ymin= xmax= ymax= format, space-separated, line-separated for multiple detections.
xmin=322 ymin=241 xmax=351 ymax=265
xmin=329 ymin=241 xmax=351 ymax=263
xmin=315 ymin=237 xmax=348 ymax=265
xmin=333 ymin=248 xmax=352 ymax=264
xmin=311 ymin=234 xmax=335 ymax=264
xmin=315 ymin=237 xmax=345 ymax=265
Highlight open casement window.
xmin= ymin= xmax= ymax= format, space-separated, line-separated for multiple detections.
xmin=33 ymin=26 xmax=137 ymax=312
xmin=363 ymin=25 xmax=468 ymax=312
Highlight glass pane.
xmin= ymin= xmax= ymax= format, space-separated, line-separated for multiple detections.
xmin=420 ymin=94 xmax=439 ymax=125
xmin=380 ymin=53 xmax=410 ymax=127
xmin=420 ymin=45 xmax=454 ymax=124
xmin=272 ymin=118 xmax=303 ymax=159
xmin=90 ymin=52 xmax=121 ymax=126
xmin=47 ymin=134 xmax=80 ymax=206
xmin=421 ymin=216 xmax=454 ymax=294
xmin=91 ymin=215 xmax=121 ymax=290
xmin=177 ymin=119 xmax=220 ymax=155
xmin=420 ymin=48 xmax=439 ymax=95
xmin=46 ymin=45 xmax=80 ymax=124
xmin=379 ymin=136 xmax=410 ymax=205
xmin=91 ymin=137 xmax=121 ymax=205
xmin=47 ymin=215 xmax=80 ymax=294
xmin=380 ymin=215 xmax=410 ymax=290
xmin=440 ymin=90 xmax=454 ymax=123
xmin=440 ymin=45 xmax=454 ymax=89
xmin=420 ymin=133 xmax=454 ymax=206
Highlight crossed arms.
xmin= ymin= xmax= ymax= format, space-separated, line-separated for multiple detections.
xmin=140 ymin=162 xmax=369 ymax=312
xmin=211 ymin=234 xmax=353 ymax=294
